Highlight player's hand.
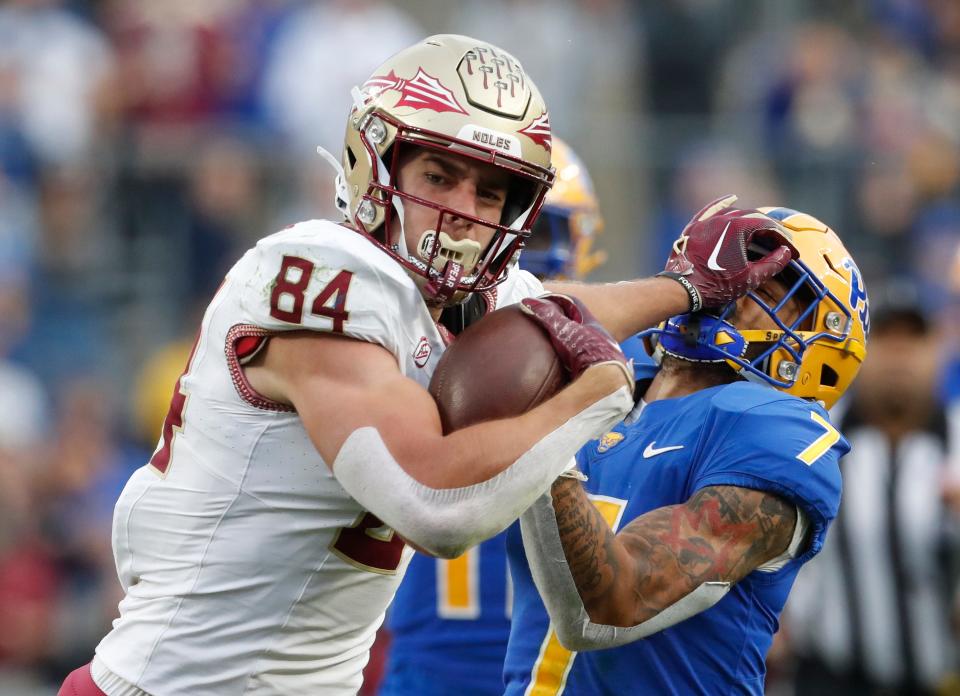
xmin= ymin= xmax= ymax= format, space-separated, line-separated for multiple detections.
xmin=658 ymin=195 xmax=798 ymax=311
xmin=520 ymin=294 xmax=633 ymax=388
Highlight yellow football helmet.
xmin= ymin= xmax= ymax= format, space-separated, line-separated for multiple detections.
xmin=336 ymin=34 xmax=554 ymax=304
xmin=520 ymin=138 xmax=606 ymax=280
xmin=645 ymin=207 xmax=869 ymax=409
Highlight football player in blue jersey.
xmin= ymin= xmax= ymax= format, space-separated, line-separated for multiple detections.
xmin=503 ymin=203 xmax=870 ymax=695
xmin=381 ymin=138 xmax=656 ymax=695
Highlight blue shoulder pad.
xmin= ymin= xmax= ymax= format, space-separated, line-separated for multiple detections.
xmin=693 ymin=383 xmax=847 ymax=558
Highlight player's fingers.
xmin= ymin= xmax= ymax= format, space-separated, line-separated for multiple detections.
xmin=692 ymin=194 xmax=738 ymax=222
xmin=535 ymin=293 xmax=580 ymax=322
xmin=751 ymin=227 xmax=799 ymax=260
xmin=519 ymin=296 xmax=547 ymax=316
xmin=749 ymin=246 xmax=794 ymax=284
xmin=519 ymin=297 xmax=566 ymax=327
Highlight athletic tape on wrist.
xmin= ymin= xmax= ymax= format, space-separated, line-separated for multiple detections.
xmin=657 ymin=271 xmax=703 ymax=313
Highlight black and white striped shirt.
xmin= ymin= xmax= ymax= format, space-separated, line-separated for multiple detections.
xmin=786 ymin=401 xmax=960 ymax=691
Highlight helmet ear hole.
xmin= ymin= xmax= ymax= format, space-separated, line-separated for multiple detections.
xmin=502 ymin=178 xmax=539 ymax=227
xmin=821 ymin=363 xmax=839 ymax=388
xmin=346 ymin=146 xmax=357 ymax=172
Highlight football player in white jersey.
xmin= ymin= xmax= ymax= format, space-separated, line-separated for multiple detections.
xmin=58 ymin=35 xmax=797 ymax=696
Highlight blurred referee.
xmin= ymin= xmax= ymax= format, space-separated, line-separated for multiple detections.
xmin=785 ymin=280 xmax=960 ymax=695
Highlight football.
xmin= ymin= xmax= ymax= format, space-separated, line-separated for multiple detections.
xmin=429 ymin=304 xmax=569 ymax=433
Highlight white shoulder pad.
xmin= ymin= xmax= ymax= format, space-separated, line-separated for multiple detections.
xmin=232 ymin=221 xmax=429 ymax=357
xmin=494 ymin=266 xmax=545 ymax=308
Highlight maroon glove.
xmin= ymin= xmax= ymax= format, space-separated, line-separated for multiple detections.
xmin=519 ymin=294 xmax=633 ymax=385
xmin=658 ymin=195 xmax=799 ymax=311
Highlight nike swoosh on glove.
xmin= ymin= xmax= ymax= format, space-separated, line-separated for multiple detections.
xmin=658 ymin=195 xmax=799 ymax=310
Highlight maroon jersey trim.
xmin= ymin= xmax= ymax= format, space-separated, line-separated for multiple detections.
xmin=481 ymin=286 xmax=498 ymax=315
xmin=225 ymin=325 xmax=296 ymax=413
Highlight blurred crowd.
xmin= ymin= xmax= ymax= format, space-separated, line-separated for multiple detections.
xmin=0 ymin=0 xmax=959 ymax=693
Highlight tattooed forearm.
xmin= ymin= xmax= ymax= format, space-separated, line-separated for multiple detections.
xmin=550 ymin=482 xmax=797 ymax=626
xmin=620 ymin=486 xmax=796 ymax=622
xmin=551 ymin=479 xmax=622 ymax=603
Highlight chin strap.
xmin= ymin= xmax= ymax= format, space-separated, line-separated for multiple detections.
xmin=641 ymin=312 xmax=748 ymax=365
xmin=423 ymin=260 xmax=465 ymax=308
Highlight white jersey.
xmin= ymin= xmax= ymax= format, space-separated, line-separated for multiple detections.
xmin=94 ymin=220 xmax=544 ymax=695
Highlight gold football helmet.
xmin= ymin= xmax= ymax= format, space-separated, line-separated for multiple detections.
xmin=645 ymin=207 xmax=869 ymax=409
xmin=521 ymin=138 xmax=606 ymax=280
xmin=337 ymin=34 xmax=554 ymax=304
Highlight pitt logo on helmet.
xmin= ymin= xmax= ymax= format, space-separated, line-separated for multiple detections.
xmin=841 ymin=257 xmax=870 ymax=337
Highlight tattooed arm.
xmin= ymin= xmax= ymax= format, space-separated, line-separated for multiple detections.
xmin=550 ymin=479 xmax=797 ymax=627
xmin=519 ymin=479 xmax=799 ymax=649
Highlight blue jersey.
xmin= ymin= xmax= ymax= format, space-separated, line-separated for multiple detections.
xmin=382 ymin=338 xmax=653 ymax=696
xmin=503 ymin=382 xmax=847 ymax=696
xmin=382 ymin=531 xmax=512 ymax=695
